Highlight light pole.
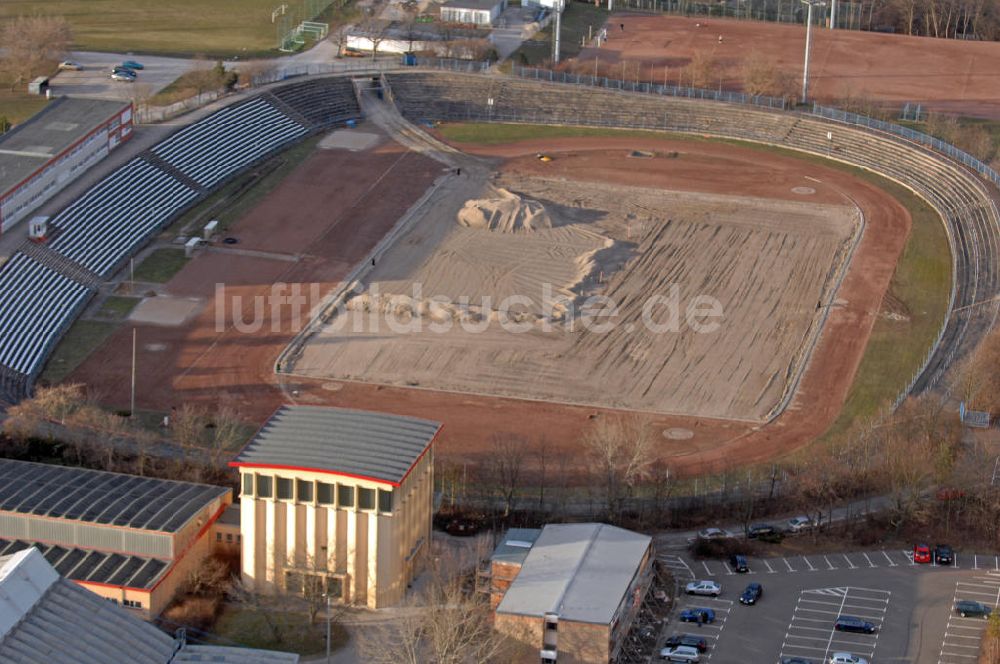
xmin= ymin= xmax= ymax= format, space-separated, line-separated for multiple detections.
xmin=800 ymin=0 xmax=827 ymax=104
xmin=324 ymin=592 xmax=331 ymax=663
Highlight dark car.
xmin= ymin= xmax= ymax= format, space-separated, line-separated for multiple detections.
xmin=663 ymin=634 xmax=708 ymax=653
xmin=935 ymin=544 xmax=954 ymax=565
xmin=729 ymin=554 xmax=749 ymax=573
xmin=747 ymin=523 xmax=776 ymax=538
xmin=679 ymin=608 xmax=716 ymax=624
xmin=834 ymin=616 xmax=877 ymax=634
xmin=739 ymin=582 xmax=763 ymax=605
xmin=781 ymin=658 xmax=815 ymax=664
xmin=955 ymin=600 xmax=992 ymax=618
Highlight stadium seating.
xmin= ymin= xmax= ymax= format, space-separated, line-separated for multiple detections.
xmin=151 ymin=97 xmax=309 ymax=188
xmin=0 ymin=253 xmax=92 ymax=395
xmin=49 ymin=158 xmax=199 ymax=278
xmin=269 ymin=77 xmax=361 ymax=129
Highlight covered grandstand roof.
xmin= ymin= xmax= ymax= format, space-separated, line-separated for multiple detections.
xmin=0 ymin=548 xmax=298 ymax=664
xmin=496 ymin=523 xmax=651 ymax=625
xmin=0 ymin=459 xmax=229 ymax=533
xmin=0 ymin=539 xmax=168 ymax=590
xmin=231 ymin=405 xmax=441 ymax=486
xmin=0 ymin=97 xmax=129 ymax=196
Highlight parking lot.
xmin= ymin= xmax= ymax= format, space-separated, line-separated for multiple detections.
xmin=49 ymin=52 xmax=193 ymax=101
xmin=657 ymin=548 xmax=1000 ymax=663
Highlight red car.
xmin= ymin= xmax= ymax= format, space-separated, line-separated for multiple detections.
xmin=914 ymin=544 xmax=932 ymax=564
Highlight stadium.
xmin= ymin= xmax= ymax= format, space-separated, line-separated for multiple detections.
xmin=0 ymin=53 xmax=996 ymax=476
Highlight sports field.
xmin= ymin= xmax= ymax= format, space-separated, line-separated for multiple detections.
xmin=576 ymin=14 xmax=1000 ymax=118
xmin=1 ymin=0 xmax=292 ymax=56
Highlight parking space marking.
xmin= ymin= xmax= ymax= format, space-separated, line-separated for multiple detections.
xmin=955 ymin=553 xmax=959 ymax=568
xmin=843 ymin=553 xmax=857 ymax=569
xmin=658 ymin=554 xmax=695 ymax=581
xmin=701 ymin=561 xmax=714 ymax=577
xmin=784 ymin=558 xmax=795 ymax=572
xmin=904 ymin=549 xmax=916 ymax=565
xmin=763 ymin=559 xmax=776 ymax=574
xmin=780 ymin=586 xmax=890 ymax=664
xmin=881 ymin=550 xmax=898 ymax=566
xmin=824 ymin=555 xmax=836 ymax=570
xmin=938 ymin=574 xmax=1000 ymax=664
xmin=670 ymin=596 xmax=733 ymax=660
xmin=721 ymin=561 xmax=734 ymax=576
xmin=802 ymin=555 xmax=816 ymax=571
xmin=863 ymin=552 xmax=876 ymax=568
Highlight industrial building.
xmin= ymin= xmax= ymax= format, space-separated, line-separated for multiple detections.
xmin=0 ymin=546 xmax=298 ymax=663
xmin=0 ymin=458 xmax=231 ymax=618
xmin=0 ymin=97 xmax=132 ymax=233
xmin=440 ymin=0 xmax=506 ymax=26
xmin=231 ymin=405 xmax=440 ymax=608
xmin=490 ymin=523 xmax=654 ymax=664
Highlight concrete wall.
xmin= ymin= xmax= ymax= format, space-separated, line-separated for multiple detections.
xmin=239 ymin=448 xmax=433 ymax=608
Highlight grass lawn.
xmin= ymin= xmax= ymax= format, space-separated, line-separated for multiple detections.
xmin=40 ymin=320 xmax=118 ymax=385
xmin=0 ymin=91 xmax=49 ymax=128
xmin=511 ymin=2 xmax=609 ymax=65
xmin=211 ymin=605 xmax=347 ymax=655
xmin=132 ymin=248 xmax=189 ymax=283
xmin=439 ymin=122 xmax=951 ymax=440
xmin=96 ymin=296 xmax=141 ymax=320
xmin=0 ymin=0 xmax=315 ymax=57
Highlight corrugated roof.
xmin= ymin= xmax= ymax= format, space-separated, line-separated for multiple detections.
xmin=232 ymin=406 xmax=441 ymax=485
xmin=217 ymin=502 xmax=241 ymax=527
xmin=0 ymin=97 xmax=129 ymax=196
xmin=0 ymin=540 xmax=168 ymax=590
xmin=495 ymin=523 xmax=651 ymax=624
xmin=0 ymin=459 xmax=229 ymax=533
xmin=0 ymin=548 xmax=300 ymax=664
xmin=491 ymin=528 xmax=541 ymax=566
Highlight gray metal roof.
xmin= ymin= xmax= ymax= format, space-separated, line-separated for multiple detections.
xmin=0 ymin=459 xmax=229 ymax=533
xmin=233 ymin=406 xmax=441 ymax=485
xmin=495 ymin=523 xmax=651 ymax=625
xmin=217 ymin=502 xmax=241 ymax=527
xmin=491 ymin=528 xmax=541 ymax=566
xmin=0 ymin=97 xmax=129 ymax=196
xmin=0 ymin=548 xmax=299 ymax=663
xmin=441 ymin=0 xmax=503 ymax=10
xmin=0 ymin=540 xmax=168 ymax=590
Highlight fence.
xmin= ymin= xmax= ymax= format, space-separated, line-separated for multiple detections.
xmin=609 ymin=0 xmax=866 ymax=29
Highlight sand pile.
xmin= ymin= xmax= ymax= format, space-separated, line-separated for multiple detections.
xmin=457 ymin=188 xmax=552 ymax=233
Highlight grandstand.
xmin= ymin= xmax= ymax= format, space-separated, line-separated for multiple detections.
xmin=383 ymin=70 xmax=1000 ymax=401
xmin=268 ymin=76 xmax=361 ymax=129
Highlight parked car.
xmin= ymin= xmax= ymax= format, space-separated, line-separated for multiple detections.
xmin=678 ymin=608 xmax=716 ymax=624
xmin=58 ymin=61 xmax=83 ymax=71
xmin=782 ymin=658 xmax=815 ymax=664
xmin=787 ymin=516 xmax=813 ymax=532
xmin=935 ymin=544 xmax=954 ymax=565
xmin=111 ymin=65 xmax=136 ymax=75
xmin=747 ymin=523 xmax=776 ymax=538
xmin=829 ymin=654 xmax=868 ymax=664
xmin=955 ymin=600 xmax=993 ymax=618
xmin=739 ymin=582 xmax=763 ymax=605
xmin=660 ymin=645 xmax=701 ymax=662
xmin=685 ymin=580 xmax=721 ymax=597
xmin=110 ymin=71 xmax=136 ymax=82
xmin=662 ymin=635 xmax=708 ymax=653
xmin=834 ymin=616 xmax=877 ymax=634
xmin=121 ymin=59 xmax=144 ymax=70
xmin=913 ymin=543 xmax=932 ymax=564
xmin=729 ymin=554 xmax=749 ymax=573
xmin=697 ymin=527 xmax=732 ymax=540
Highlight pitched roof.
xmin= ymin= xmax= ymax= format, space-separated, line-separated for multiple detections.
xmin=0 ymin=459 xmax=229 ymax=534
xmin=0 ymin=540 xmax=168 ymax=590
xmin=495 ymin=523 xmax=651 ymax=624
xmin=231 ymin=406 xmax=441 ymax=486
xmin=0 ymin=548 xmax=299 ymax=664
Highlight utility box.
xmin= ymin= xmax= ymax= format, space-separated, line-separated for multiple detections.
xmin=402 ymin=52 xmax=417 ymax=66
xmin=28 ymin=216 xmax=49 ymax=241
xmin=28 ymin=77 xmax=49 ymax=96
xmin=204 ymin=220 xmax=219 ymax=240
xmin=184 ymin=236 xmax=201 ymax=258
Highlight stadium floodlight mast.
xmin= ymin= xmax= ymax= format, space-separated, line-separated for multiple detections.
xmin=800 ymin=0 xmax=827 ymax=104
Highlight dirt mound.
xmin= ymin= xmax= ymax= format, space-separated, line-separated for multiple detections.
xmin=457 ymin=188 xmax=552 ymax=233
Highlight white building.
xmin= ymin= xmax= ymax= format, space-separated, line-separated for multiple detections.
xmin=441 ymin=0 xmax=507 ymax=26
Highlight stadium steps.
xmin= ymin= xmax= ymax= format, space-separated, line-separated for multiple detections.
xmin=263 ymin=91 xmax=316 ymax=130
xmin=18 ymin=240 xmax=103 ymax=290
xmin=140 ymin=153 xmax=204 ymax=193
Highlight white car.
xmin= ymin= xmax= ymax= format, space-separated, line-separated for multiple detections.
xmin=829 ymin=653 xmax=868 ymax=664
xmin=661 ymin=645 xmax=701 ymax=662
xmin=697 ymin=527 xmax=732 ymax=539
xmin=685 ymin=580 xmax=721 ymax=597
xmin=58 ymin=61 xmax=83 ymax=71
xmin=787 ymin=516 xmax=813 ymax=532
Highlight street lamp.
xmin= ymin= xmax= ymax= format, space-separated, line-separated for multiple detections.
xmin=324 ymin=592 xmax=332 ymax=663
xmin=800 ymin=0 xmax=827 ymax=104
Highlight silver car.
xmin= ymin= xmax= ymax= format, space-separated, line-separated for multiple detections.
xmin=661 ymin=645 xmax=701 ymax=662
xmin=685 ymin=580 xmax=721 ymax=597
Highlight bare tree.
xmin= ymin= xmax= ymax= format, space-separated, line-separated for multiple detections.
xmin=329 ymin=23 xmax=353 ymax=58
xmin=0 ymin=16 xmax=72 ymax=90
xmin=584 ymin=416 xmax=654 ymax=522
xmin=358 ymin=18 xmax=391 ymax=60
xmin=684 ymin=51 xmax=718 ymax=89
xmin=480 ymin=433 xmax=527 ymax=518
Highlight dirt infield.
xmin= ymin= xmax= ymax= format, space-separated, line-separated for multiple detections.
xmin=67 ymin=132 xmax=909 ymax=477
xmin=293 ymin=155 xmax=859 ymax=421
xmin=579 ymin=15 xmax=1000 ymax=117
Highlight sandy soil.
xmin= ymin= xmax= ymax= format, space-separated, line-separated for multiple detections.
xmin=294 ymin=161 xmax=859 ymax=421
xmin=579 ymin=14 xmax=1000 ymax=117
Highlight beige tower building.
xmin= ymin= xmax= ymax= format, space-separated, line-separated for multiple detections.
xmin=231 ymin=405 xmax=440 ymax=608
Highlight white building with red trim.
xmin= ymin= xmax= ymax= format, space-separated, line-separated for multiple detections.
xmin=230 ymin=405 xmax=440 ymax=608
xmin=0 ymin=97 xmax=132 ymax=234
